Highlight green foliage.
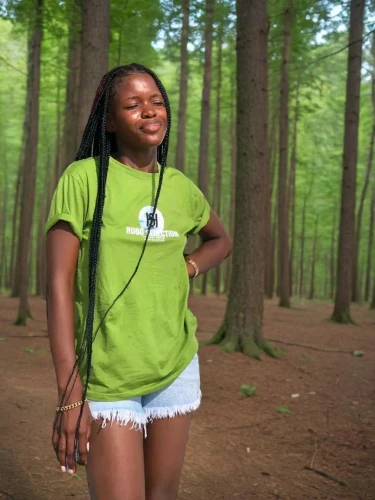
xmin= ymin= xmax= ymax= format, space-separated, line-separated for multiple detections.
xmin=0 ymin=0 xmax=374 ymax=304
xmin=239 ymin=385 xmax=256 ymax=397
xmin=276 ymin=405 xmax=292 ymax=416
xmin=352 ymin=350 xmax=365 ymax=357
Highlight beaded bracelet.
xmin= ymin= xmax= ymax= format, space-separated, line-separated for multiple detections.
xmin=56 ymin=400 xmax=84 ymax=413
xmin=186 ymin=257 xmax=200 ymax=278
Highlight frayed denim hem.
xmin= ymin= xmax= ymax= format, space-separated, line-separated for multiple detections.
xmin=90 ymin=393 xmax=201 ymax=438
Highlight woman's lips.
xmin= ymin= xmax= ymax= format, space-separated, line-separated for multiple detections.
xmin=140 ymin=121 xmax=162 ymax=133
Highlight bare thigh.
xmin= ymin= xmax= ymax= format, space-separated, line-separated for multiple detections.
xmin=87 ymin=420 xmax=145 ymax=500
xmin=144 ymin=414 xmax=192 ymax=500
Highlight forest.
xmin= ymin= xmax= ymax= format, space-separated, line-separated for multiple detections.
xmin=0 ymin=1 xmax=374 ymax=499
xmin=1 ymin=0 xmax=374 ymax=327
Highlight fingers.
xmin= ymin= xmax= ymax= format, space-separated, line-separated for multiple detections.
xmin=77 ymin=408 xmax=92 ymax=465
xmin=53 ymin=409 xmax=92 ymax=473
xmin=55 ymin=432 xmax=68 ymax=472
xmin=65 ymin=427 xmax=76 ymax=473
xmin=77 ymin=427 xmax=89 ymax=466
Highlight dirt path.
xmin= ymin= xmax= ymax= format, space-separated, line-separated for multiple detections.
xmin=0 ymin=296 xmax=374 ymax=499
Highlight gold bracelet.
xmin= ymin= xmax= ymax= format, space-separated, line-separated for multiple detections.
xmin=56 ymin=400 xmax=84 ymax=413
xmin=186 ymin=257 xmax=199 ymax=278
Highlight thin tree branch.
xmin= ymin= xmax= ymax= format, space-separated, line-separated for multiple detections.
xmin=300 ymin=29 xmax=375 ymax=70
xmin=0 ymin=55 xmax=26 ymax=76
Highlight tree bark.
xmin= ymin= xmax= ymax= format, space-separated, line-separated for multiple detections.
xmin=308 ymin=216 xmax=319 ymax=300
xmin=198 ymin=0 xmax=214 ymax=295
xmin=277 ymin=0 xmax=293 ymax=307
xmin=365 ymin=189 xmax=375 ymax=301
xmin=53 ymin=53 xmax=63 ymax=189
xmin=10 ymin=39 xmax=31 ymax=296
xmin=60 ymin=0 xmax=82 ymax=172
xmin=330 ymin=209 xmax=336 ymax=300
xmin=288 ymin=84 xmax=299 ymax=297
xmin=324 ymin=253 xmax=329 ymax=299
xmin=370 ymin=275 xmax=375 ymax=309
xmin=271 ymin=201 xmax=277 ymax=298
xmin=352 ymin=65 xmax=375 ymax=301
xmin=224 ymin=90 xmax=236 ymax=294
xmin=0 ymin=146 xmax=8 ymax=291
xmin=214 ymin=23 xmax=223 ymax=296
xmin=209 ymin=0 xmax=275 ymax=357
xmin=299 ymin=192 xmax=308 ymax=297
xmin=332 ymin=0 xmax=365 ymax=323
xmin=15 ymin=0 xmax=43 ymax=325
xmin=265 ymin=111 xmax=277 ymax=298
xmin=175 ymin=0 xmax=190 ymax=173
xmin=76 ymin=0 xmax=110 ymax=145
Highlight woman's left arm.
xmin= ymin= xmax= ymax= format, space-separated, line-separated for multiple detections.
xmin=186 ymin=211 xmax=232 ymax=278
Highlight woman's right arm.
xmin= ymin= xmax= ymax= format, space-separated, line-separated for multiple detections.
xmin=46 ymin=221 xmax=91 ymax=473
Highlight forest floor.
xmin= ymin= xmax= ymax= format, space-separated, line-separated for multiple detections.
xmin=0 ymin=295 xmax=374 ymax=500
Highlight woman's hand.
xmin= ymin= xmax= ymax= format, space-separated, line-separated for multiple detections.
xmin=186 ymin=211 xmax=232 ymax=278
xmin=53 ymin=398 xmax=92 ymax=473
xmin=186 ymin=260 xmax=196 ymax=279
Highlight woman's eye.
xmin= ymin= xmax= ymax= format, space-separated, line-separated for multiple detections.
xmin=125 ymin=104 xmax=138 ymax=109
xmin=153 ymin=101 xmax=164 ymax=106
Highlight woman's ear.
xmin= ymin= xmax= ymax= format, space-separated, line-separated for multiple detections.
xmin=106 ymin=114 xmax=116 ymax=133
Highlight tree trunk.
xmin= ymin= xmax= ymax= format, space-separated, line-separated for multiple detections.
xmin=370 ymin=275 xmax=375 ymax=309
xmin=15 ymin=0 xmax=43 ymax=325
xmin=308 ymin=216 xmax=319 ymax=300
xmin=265 ymin=111 xmax=277 ymax=298
xmin=288 ymin=84 xmax=299 ymax=297
xmin=209 ymin=0 xmax=275 ymax=358
xmin=53 ymin=55 xmax=63 ymax=189
xmin=352 ymin=62 xmax=375 ymax=301
xmin=214 ymin=24 xmax=223 ymax=296
xmin=175 ymin=0 xmax=190 ymax=173
xmin=76 ymin=0 xmax=110 ymax=145
xmin=36 ymin=155 xmax=51 ymax=296
xmin=198 ymin=0 xmax=214 ymax=295
xmin=332 ymin=0 xmax=365 ymax=323
xmin=271 ymin=201 xmax=277 ymax=298
xmin=324 ymin=254 xmax=329 ymax=299
xmin=277 ymin=0 xmax=293 ymax=307
xmin=0 ymin=146 xmax=8 ymax=291
xmin=10 ymin=42 xmax=31 ymax=296
xmin=299 ymin=192 xmax=307 ymax=297
xmin=330 ymin=209 xmax=336 ymax=300
xmin=365 ymin=189 xmax=375 ymax=301
xmin=224 ymin=89 xmax=236 ymax=294
xmin=60 ymin=0 xmax=82 ymax=171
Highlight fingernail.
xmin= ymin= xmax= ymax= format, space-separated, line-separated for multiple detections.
xmin=87 ymin=442 xmax=90 ymax=452
xmin=61 ymin=466 xmax=66 ymax=473
xmin=68 ymin=469 xmax=74 ymax=475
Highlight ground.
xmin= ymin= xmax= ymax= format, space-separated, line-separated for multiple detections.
xmin=0 ymin=295 xmax=374 ymax=500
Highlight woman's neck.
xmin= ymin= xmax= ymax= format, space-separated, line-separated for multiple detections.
xmin=112 ymin=148 xmax=158 ymax=173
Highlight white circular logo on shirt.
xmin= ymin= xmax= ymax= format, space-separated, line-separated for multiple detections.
xmin=139 ymin=206 xmax=164 ymax=234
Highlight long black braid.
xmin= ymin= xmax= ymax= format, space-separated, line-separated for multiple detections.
xmin=53 ymin=64 xmax=171 ymax=459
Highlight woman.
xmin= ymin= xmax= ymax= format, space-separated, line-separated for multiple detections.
xmin=45 ymin=63 xmax=231 ymax=500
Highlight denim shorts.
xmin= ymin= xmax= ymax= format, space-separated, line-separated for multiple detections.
xmin=87 ymin=353 xmax=201 ymax=437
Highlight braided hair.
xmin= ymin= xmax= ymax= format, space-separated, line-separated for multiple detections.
xmin=53 ymin=63 xmax=171 ymax=455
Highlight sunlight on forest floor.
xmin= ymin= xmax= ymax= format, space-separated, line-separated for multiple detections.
xmin=0 ymin=295 xmax=374 ymax=499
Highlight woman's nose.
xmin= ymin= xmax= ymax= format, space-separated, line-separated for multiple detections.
xmin=142 ymin=105 xmax=157 ymax=118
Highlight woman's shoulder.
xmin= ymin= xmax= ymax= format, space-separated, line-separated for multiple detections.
xmin=164 ymin=166 xmax=197 ymax=189
xmin=63 ymin=156 xmax=99 ymax=182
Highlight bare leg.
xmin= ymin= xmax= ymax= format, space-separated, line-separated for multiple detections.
xmin=144 ymin=414 xmax=192 ymax=500
xmin=87 ymin=420 xmax=145 ymax=500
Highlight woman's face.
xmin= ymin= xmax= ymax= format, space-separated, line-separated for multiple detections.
xmin=107 ymin=73 xmax=168 ymax=151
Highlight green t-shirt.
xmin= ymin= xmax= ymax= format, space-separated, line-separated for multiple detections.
xmin=45 ymin=156 xmax=210 ymax=402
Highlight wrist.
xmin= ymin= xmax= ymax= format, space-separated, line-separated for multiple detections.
xmin=186 ymin=262 xmax=196 ymax=279
xmin=57 ymin=377 xmax=83 ymax=400
xmin=185 ymin=256 xmax=199 ymax=278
